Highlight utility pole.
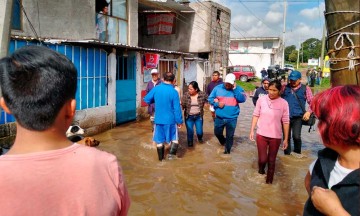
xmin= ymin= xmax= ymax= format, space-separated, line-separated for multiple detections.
xmin=320 ymin=24 xmax=326 ymax=70
xmin=281 ymin=0 xmax=287 ymax=68
xmin=0 ymin=0 xmax=13 ymax=58
xmin=296 ymin=42 xmax=301 ymax=69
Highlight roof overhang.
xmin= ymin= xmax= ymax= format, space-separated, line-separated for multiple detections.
xmin=138 ymin=0 xmax=195 ymax=13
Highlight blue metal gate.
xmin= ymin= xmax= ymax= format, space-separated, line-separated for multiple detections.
xmin=115 ymin=52 xmax=136 ymax=124
xmin=1 ymin=40 xmax=107 ymax=125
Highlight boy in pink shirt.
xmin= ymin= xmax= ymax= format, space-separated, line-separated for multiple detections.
xmin=249 ymin=80 xmax=290 ymax=184
xmin=0 ymin=46 xmax=130 ymax=215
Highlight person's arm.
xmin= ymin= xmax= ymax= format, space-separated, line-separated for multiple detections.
xmin=181 ymin=92 xmax=187 ymax=110
xmin=252 ymin=89 xmax=259 ymax=106
xmin=305 ymin=171 xmax=311 ymax=196
xmin=233 ymin=85 xmax=247 ymax=103
xmin=303 ymin=85 xmax=314 ymax=120
xmin=173 ymin=92 xmax=183 ymax=125
xmin=282 ymin=123 xmax=289 ymax=150
xmin=311 ymin=186 xmax=351 ymax=216
xmin=208 ymin=87 xmax=218 ymax=107
xmin=145 ymin=82 xmax=151 ymax=94
xmin=143 ymin=88 xmax=155 ymax=105
xmin=206 ymin=85 xmax=211 ymax=96
xmin=249 ymin=116 xmax=259 ymax=141
xmin=282 ymin=102 xmax=290 ymax=150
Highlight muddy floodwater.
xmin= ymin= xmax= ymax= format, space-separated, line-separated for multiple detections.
xmin=95 ymin=98 xmax=323 ymax=216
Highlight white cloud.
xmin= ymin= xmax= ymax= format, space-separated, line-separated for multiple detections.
xmin=299 ymin=2 xmax=325 ymax=20
xmin=265 ymin=11 xmax=283 ymax=23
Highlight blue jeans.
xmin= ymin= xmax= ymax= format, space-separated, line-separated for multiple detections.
xmin=284 ymin=116 xmax=303 ymax=154
xmin=185 ymin=114 xmax=203 ymax=142
xmin=214 ymin=117 xmax=237 ymax=153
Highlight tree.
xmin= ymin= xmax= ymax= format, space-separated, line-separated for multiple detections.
xmin=288 ymin=50 xmax=298 ymax=62
xmin=301 ymin=38 xmax=321 ymax=62
xmin=284 ymin=45 xmax=296 ymax=62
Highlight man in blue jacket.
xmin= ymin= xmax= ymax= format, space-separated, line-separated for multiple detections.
xmin=209 ymin=73 xmax=247 ymax=154
xmin=144 ymin=72 xmax=183 ymax=161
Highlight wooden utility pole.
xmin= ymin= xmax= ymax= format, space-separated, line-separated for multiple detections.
xmin=324 ymin=0 xmax=360 ymax=86
xmin=0 ymin=0 xmax=13 ymax=58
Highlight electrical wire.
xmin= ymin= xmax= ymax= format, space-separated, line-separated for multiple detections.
xmin=17 ymin=0 xmax=42 ymax=43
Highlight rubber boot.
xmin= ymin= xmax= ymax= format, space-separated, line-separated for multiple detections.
xmin=197 ymin=135 xmax=204 ymax=143
xmin=188 ymin=140 xmax=193 ymax=147
xmin=167 ymin=142 xmax=179 ymax=160
xmin=258 ymin=163 xmax=266 ymax=175
xmin=156 ymin=144 xmax=165 ymax=161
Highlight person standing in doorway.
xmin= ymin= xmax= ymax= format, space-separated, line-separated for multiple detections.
xmin=249 ymin=80 xmax=289 ymax=184
xmin=252 ymin=77 xmax=270 ymax=106
xmin=144 ymin=72 xmax=183 ymax=161
xmin=209 ymin=73 xmax=247 ymax=154
xmin=96 ymin=5 xmax=109 ymax=41
xmin=206 ymin=71 xmax=223 ymax=120
xmin=182 ymin=81 xmax=208 ymax=147
xmin=281 ymin=70 xmax=313 ymax=156
xmin=146 ymin=68 xmax=162 ymax=130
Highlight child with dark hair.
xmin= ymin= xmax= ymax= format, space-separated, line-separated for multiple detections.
xmin=0 ymin=46 xmax=130 ymax=215
xmin=303 ymin=85 xmax=360 ymax=216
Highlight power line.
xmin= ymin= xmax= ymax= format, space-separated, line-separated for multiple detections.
xmin=194 ymin=0 xmax=249 ymax=38
xmin=17 ymin=0 xmax=42 ymax=43
xmin=237 ymin=0 xmax=282 ymax=34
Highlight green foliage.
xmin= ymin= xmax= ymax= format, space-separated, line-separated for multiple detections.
xmin=235 ymin=80 xmax=257 ymax=92
xmin=285 ymin=38 xmax=323 ymax=64
xmin=285 ymin=45 xmax=296 ymax=61
xmin=288 ymin=50 xmax=298 ymax=62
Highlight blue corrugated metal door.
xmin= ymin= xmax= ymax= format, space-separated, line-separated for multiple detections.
xmin=116 ymin=52 xmax=136 ymax=124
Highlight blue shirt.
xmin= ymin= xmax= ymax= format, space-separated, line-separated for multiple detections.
xmin=144 ymin=82 xmax=183 ymax=125
xmin=208 ymin=84 xmax=247 ymax=119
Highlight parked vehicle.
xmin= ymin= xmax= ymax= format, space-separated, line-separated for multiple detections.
xmin=226 ymin=65 xmax=256 ymax=82
xmin=267 ymin=65 xmax=286 ymax=82
xmin=284 ymin=64 xmax=295 ymax=71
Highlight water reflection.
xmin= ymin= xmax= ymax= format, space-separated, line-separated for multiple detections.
xmin=95 ymin=99 xmax=322 ymax=216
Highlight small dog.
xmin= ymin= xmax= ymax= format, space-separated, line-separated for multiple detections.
xmin=66 ymin=125 xmax=100 ymax=147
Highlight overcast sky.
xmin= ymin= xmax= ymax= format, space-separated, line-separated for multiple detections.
xmin=191 ymin=0 xmax=326 ymax=48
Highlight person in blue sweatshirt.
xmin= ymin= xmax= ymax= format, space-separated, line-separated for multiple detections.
xmin=144 ymin=72 xmax=183 ymax=161
xmin=209 ymin=73 xmax=247 ymax=154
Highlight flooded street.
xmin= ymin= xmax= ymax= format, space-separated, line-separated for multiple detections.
xmin=95 ymin=98 xmax=323 ymax=216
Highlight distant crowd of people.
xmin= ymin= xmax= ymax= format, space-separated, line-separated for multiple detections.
xmin=0 ymin=46 xmax=358 ymax=216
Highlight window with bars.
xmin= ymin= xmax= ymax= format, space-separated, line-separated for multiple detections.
xmin=263 ymin=41 xmax=273 ymax=49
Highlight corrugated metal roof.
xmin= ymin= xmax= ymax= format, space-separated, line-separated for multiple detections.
xmin=11 ymin=35 xmax=194 ymax=56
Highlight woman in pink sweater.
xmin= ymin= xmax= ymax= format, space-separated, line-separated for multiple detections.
xmin=249 ymin=80 xmax=290 ymax=184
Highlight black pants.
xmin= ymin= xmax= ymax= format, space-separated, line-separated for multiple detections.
xmin=284 ymin=116 xmax=303 ymax=154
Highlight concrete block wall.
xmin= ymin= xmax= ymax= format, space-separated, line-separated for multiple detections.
xmin=12 ymin=0 xmax=96 ymax=40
